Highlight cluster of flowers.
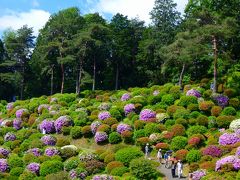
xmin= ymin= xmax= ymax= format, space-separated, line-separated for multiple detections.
xmin=50 ymin=97 xmax=58 ymax=103
xmin=0 ymin=159 xmax=8 ymax=172
xmin=39 ymin=119 xmax=55 ymax=134
xmin=94 ymin=132 xmax=108 ymax=143
xmin=54 ymin=116 xmax=73 ymax=133
xmin=98 ymin=112 xmax=111 ymax=120
xmin=215 ymin=155 xmax=240 ymax=171
xmin=218 ymin=132 xmax=240 ymax=145
xmin=41 ymin=135 xmax=56 ymax=146
xmin=27 ymin=162 xmax=40 ymax=174
xmin=139 ymin=109 xmax=156 ymax=121
xmin=6 ymin=103 xmax=14 ymax=111
xmin=117 ymin=123 xmax=132 ymax=134
xmin=92 ymin=174 xmax=114 ymax=180
xmin=153 ymin=90 xmax=160 ymax=96
xmin=121 ymin=93 xmax=131 ymax=101
xmin=44 ymin=147 xmax=59 ymax=156
xmin=37 ymin=104 xmax=50 ymax=114
xmin=4 ymin=132 xmax=16 ymax=142
xmin=69 ymin=169 xmax=87 ymax=179
xmin=202 ymin=145 xmax=222 ymax=157
xmin=236 ymin=146 xmax=240 ymax=156
xmin=191 ymin=169 xmax=206 ymax=180
xmin=13 ymin=118 xmax=22 ymax=130
xmin=212 ymin=94 xmax=229 ymax=107
xmin=91 ymin=121 xmax=102 ymax=134
xmin=0 ymin=148 xmax=10 ymax=157
xmin=186 ymin=89 xmax=201 ymax=98
xmin=16 ymin=108 xmax=28 ymax=118
xmin=27 ymin=148 xmax=41 ymax=157
xmin=149 ymin=133 xmax=161 ymax=142
xmin=79 ymin=152 xmax=97 ymax=162
xmin=124 ymin=104 xmax=135 ymax=115
xmin=98 ymin=103 xmax=111 ymax=111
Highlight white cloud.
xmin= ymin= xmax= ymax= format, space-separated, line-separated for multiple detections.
xmin=0 ymin=9 xmax=50 ymax=36
xmin=95 ymin=0 xmax=188 ymax=24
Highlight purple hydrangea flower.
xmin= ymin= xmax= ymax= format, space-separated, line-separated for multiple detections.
xmin=41 ymin=135 xmax=56 ymax=146
xmin=54 ymin=116 xmax=73 ymax=133
xmin=139 ymin=109 xmax=156 ymax=121
xmin=13 ymin=118 xmax=22 ymax=130
xmin=153 ymin=90 xmax=160 ymax=96
xmin=27 ymin=148 xmax=41 ymax=157
xmin=69 ymin=169 xmax=87 ymax=179
xmin=27 ymin=162 xmax=40 ymax=174
xmin=186 ymin=89 xmax=201 ymax=98
xmin=117 ymin=123 xmax=132 ymax=134
xmin=218 ymin=132 xmax=240 ymax=145
xmin=191 ymin=170 xmax=206 ymax=180
xmin=44 ymin=147 xmax=59 ymax=156
xmin=124 ymin=104 xmax=135 ymax=115
xmin=0 ymin=148 xmax=10 ymax=157
xmin=39 ymin=119 xmax=55 ymax=134
xmin=16 ymin=108 xmax=28 ymax=118
xmin=215 ymin=155 xmax=240 ymax=171
xmin=92 ymin=174 xmax=114 ymax=180
xmin=213 ymin=94 xmax=229 ymax=107
xmin=4 ymin=132 xmax=16 ymax=142
xmin=98 ymin=111 xmax=111 ymax=120
xmin=6 ymin=103 xmax=14 ymax=111
xmin=202 ymin=145 xmax=222 ymax=157
xmin=236 ymin=146 xmax=240 ymax=156
xmin=121 ymin=93 xmax=131 ymax=101
xmin=94 ymin=132 xmax=108 ymax=143
xmin=69 ymin=169 xmax=78 ymax=179
xmin=0 ymin=159 xmax=8 ymax=172
xmin=91 ymin=121 xmax=102 ymax=134
xmin=38 ymin=104 xmax=50 ymax=114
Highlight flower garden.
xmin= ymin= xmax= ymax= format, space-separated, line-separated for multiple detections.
xmin=0 ymin=82 xmax=239 ymax=179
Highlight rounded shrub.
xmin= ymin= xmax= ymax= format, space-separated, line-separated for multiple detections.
xmin=186 ymin=125 xmax=207 ymax=137
xmin=211 ymin=106 xmax=222 ymax=116
xmin=144 ymin=123 xmax=160 ymax=136
xmin=81 ymin=125 xmax=92 ymax=137
xmin=186 ymin=150 xmax=202 ymax=163
xmin=170 ymin=136 xmax=188 ymax=151
xmin=178 ymin=96 xmax=198 ymax=107
xmin=155 ymin=143 xmax=169 ymax=150
xmin=173 ymin=109 xmax=190 ymax=120
xmin=175 ymin=118 xmax=188 ymax=127
xmin=133 ymin=129 xmax=146 ymax=140
xmin=196 ymin=115 xmax=209 ymax=126
xmin=10 ymin=167 xmax=24 ymax=177
xmin=8 ymin=154 xmax=23 ymax=168
xmin=109 ymin=132 xmax=122 ymax=144
xmin=171 ymin=124 xmax=185 ymax=136
xmin=161 ymin=94 xmax=175 ymax=105
xmin=63 ymin=157 xmax=80 ymax=171
xmin=40 ymin=160 xmax=63 ymax=176
xmin=115 ymin=147 xmax=144 ymax=166
xmin=129 ymin=157 xmax=160 ymax=179
xmin=175 ymin=149 xmax=188 ymax=162
xmin=70 ymin=126 xmax=82 ymax=139
xmin=199 ymin=101 xmax=215 ymax=112
xmin=111 ymin=166 xmax=129 ymax=176
xmin=106 ymin=161 xmax=124 ymax=173
xmin=221 ymin=107 xmax=236 ymax=116
xmin=216 ymin=115 xmax=235 ymax=128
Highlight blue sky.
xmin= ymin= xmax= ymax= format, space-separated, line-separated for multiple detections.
xmin=0 ymin=0 xmax=188 ymax=37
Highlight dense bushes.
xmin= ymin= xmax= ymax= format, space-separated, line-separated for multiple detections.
xmin=170 ymin=136 xmax=188 ymax=151
xmin=186 ymin=150 xmax=202 ymax=163
xmin=39 ymin=160 xmax=63 ymax=176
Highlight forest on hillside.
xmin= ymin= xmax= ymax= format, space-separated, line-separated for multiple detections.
xmin=0 ymin=0 xmax=240 ymax=101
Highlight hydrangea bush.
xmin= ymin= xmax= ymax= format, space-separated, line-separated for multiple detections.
xmin=16 ymin=108 xmax=28 ymax=119
xmin=218 ymin=132 xmax=240 ymax=145
xmin=92 ymin=174 xmax=114 ymax=180
xmin=38 ymin=104 xmax=50 ymax=114
xmin=54 ymin=116 xmax=73 ymax=133
xmin=186 ymin=89 xmax=201 ymax=98
xmin=94 ymin=132 xmax=108 ymax=143
xmin=215 ymin=156 xmax=240 ymax=171
xmin=13 ymin=118 xmax=22 ymax=130
xmin=39 ymin=119 xmax=55 ymax=134
xmin=4 ymin=132 xmax=16 ymax=142
xmin=0 ymin=148 xmax=10 ymax=157
xmin=27 ymin=162 xmax=40 ymax=174
xmin=213 ymin=94 xmax=229 ymax=107
xmin=117 ymin=123 xmax=132 ymax=134
xmin=191 ymin=169 xmax=206 ymax=180
xmin=98 ymin=112 xmax=111 ymax=120
xmin=202 ymin=145 xmax=222 ymax=157
xmin=121 ymin=93 xmax=131 ymax=101
xmin=91 ymin=121 xmax=102 ymax=134
xmin=41 ymin=135 xmax=56 ymax=146
xmin=0 ymin=159 xmax=8 ymax=172
xmin=44 ymin=147 xmax=59 ymax=156
xmin=27 ymin=148 xmax=41 ymax=157
xmin=124 ymin=104 xmax=135 ymax=115
xmin=139 ymin=109 xmax=156 ymax=121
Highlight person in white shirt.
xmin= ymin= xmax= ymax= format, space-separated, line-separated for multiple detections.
xmin=157 ymin=149 xmax=163 ymax=163
xmin=177 ymin=160 xmax=183 ymax=179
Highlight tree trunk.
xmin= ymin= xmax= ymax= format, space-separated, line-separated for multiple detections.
xmin=50 ymin=65 xmax=54 ymax=95
xmin=179 ymin=63 xmax=186 ymax=89
xmin=75 ymin=64 xmax=79 ymax=94
xmin=115 ymin=62 xmax=119 ymax=90
xmin=60 ymin=64 xmax=64 ymax=94
xmin=212 ymin=35 xmax=218 ymax=93
xmin=20 ymin=65 xmax=24 ymax=100
xmin=92 ymin=55 xmax=96 ymax=91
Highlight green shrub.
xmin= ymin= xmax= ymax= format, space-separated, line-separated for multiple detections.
xmin=147 ymin=94 xmax=162 ymax=105
xmin=134 ymin=120 xmax=145 ymax=130
xmin=167 ymin=105 xmax=185 ymax=117
xmin=173 ymin=109 xmax=190 ymax=120
xmin=211 ymin=106 xmax=222 ymax=117
xmin=81 ymin=125 xmax=92 ymax=137
xmin=164 ymin=119 xmax=175 ymax=127
xmin=199 ymin=101 xmax=215 ymax=112
xmin=221 ymin=107 xmax=236 ymax=116
xmin=40 ymin=160 xmax=63 ymax=176
xmin=19 ymin=171 xmax=37 ymax=180
xmin=109 ymin=132 xmax=122 ymax=144
xmin=186 ymin=125 xmax=207 ymax=137
xmin=144 ymin=123 xmax=160 ymax=136
xmin=45 ymin=171 xmax=69 ymax=180
xmin=109 ymin=108 xmax=122 ymax=121
xmin=130 ymin=157 xmax=161 ymax=179
xmin=70 ymin=126 xmax=82 ymax=139
xmin=186 ymin=150 xmax=201 ymax=163
xmin=115 ymin=147 xmax=144 ymax=166
xmin=196 ymin=115 xmax=209 ymax=126
xmin=190 ymin=111 xmax=201 ymax=119
xmin=178 ymin=96 xmax=198 ymax=107
xmin=106 ymin=161 xmax=124 ymax=173
xmin=62 ymin=126 xmax=71 ymax=135
xmin=85 ymin=159 xmax=105 ymax=175
xmin=60 ymin=146 xmax=78 ymax=160
xmin=8 ymin=154 xmax=23 ymax=168
xmin=229 ymin=98 xmax=240 ymax=109
xmin=161 ymin=94 xmax=175 ymax=105
xmin=10 ymin=167 xmax=24 ymax=177
xmin=64 ymin=157 xmax=80 ymax=171
xmin=171 ymin=124 xmax=185 ymax=136
xmin=175 ymin=118 xmax=188 ymax=127
xmin=170 ymin=136 xmax=188 ymax=151
xmin=104 ymin=153 xmax=115 ymax=163
xmin=133 ymin=129 xmax=146 ymax=140
xmin=56 ymin=137 xmax=70 ymax=147
xmin=111 ymin=166 xmax=129 ymax=176
xmin=216 ymin=115 xmax=235 ymax=128
xmin=23 ymin=153 xmax=40 ymax=165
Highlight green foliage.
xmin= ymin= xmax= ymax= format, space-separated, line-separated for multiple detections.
xmin=111 ymin=166 xmax=129 ymax=176
xmin=216 ymin=115 xmax=235 ymax=128
xmin=109 ymin=132 xmax=122 ymax=144
xmin=170 ymin=136 xmax=188 ymax=151
xmin=8 ymin=154 xmax=24 ymax=168
xmin=186 ymin=150 xmax=202 ymax=163
xmin=45 ymin=171 xmax=69 ymax=180
xmin=10 ymin=167 xmax=24 ymax=177
xmin=161 ymin=94 xmax=175 ymax=105
xmin=40 ymin=160 xmax=63 ymax=176
xmin=178 ymin=96 xmax=198 ymax=107
xmin=115 ymin=147 xmax=144 ymax=166
xmin=63 ymin=157 xmax=80 ymax=171
xmin=70 ymin=126 xmax=82 ymax=139
xmin=186 ymin=125 xmax=207 ymax=137
xmin=144 ymin=123 xmax=160 ymax=136
xmin=221 ymin=107 xmax=236 ymax=116
xmin=133 ymin=129 xmax=146 ymax=140
xmin=130 ymin=157 xmax=161 ymax=179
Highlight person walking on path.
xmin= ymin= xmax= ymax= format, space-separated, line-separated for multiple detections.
xmin=157 ymin=149 xmax=163 ymax=164
xmin=177 ymin=160 xmax=183 ymax=179
xmin=145 ymin=143 xmax=150 ymax=159
xmin=171 ymin=156 xmax=177 ymax=178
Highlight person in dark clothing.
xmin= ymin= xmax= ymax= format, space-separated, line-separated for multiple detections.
xmin=171 ymin=157 xmax=177 ymax=178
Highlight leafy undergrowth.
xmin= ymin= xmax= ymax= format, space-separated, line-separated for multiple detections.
xmin=0 ymin=82 xmax=240 ymax=179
